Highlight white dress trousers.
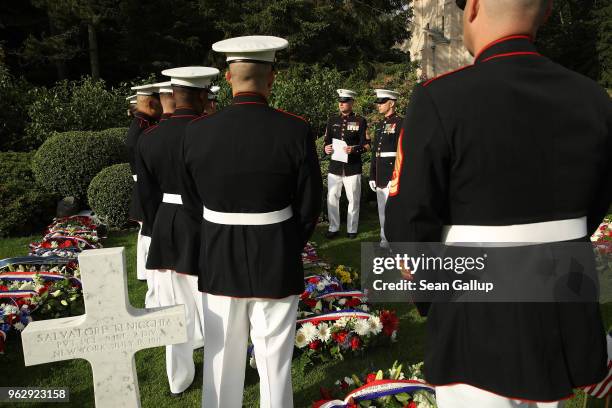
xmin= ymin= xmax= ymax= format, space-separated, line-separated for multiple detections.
xmin=327 ymin=173 xmax=361 ymax=234
xmin=136 ymin=222 xmax=150 ymax=281
xmin=202 ymin=293 xmax=299 ymax=408
xmin=155 ymin=270 xmax=204 ymax=394
xmin=376 ymin=185 xmax=390 ymax=245
xmin=435 ymin=384 xmax=565 ymax=408
xmin=137 ymin=223 xmax=158 ymax=309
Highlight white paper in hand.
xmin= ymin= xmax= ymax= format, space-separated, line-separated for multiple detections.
xmin=332 ymin=138 xmax=348 ymax=163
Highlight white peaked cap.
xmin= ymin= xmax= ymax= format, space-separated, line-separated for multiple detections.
xmin=337 ymin=89 xmax=357 ymax=99
xmin=126 ymin=95 xmax=137 ymax=104
xmin=131 ymin=84 xmax=160 ymax=96
xmin=374 ymin=89 xmax=400 ymax=100
xmin=208 ymin=85 xmax=220 ymax=100
xmin=151 ymin=81 xmax=173 ymax=94
xmin=212 ymin=35 xmax=288 ymax=63
xmin=161 ymin=66 xmax=220 ymax=89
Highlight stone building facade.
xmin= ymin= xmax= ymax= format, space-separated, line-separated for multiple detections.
xmin=407 ymin=0 xmax=473 ymax=80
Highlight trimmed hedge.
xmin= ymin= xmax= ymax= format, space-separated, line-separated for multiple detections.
xmin=87 ymin=163 xmax=133 ymax=228
xmin=25 ymin=77 xmax=131 ymax=149
xmin=0 ymin=152 xmax=57 ymax=237
xmin=98 ymin=127 xmax=129 ymax=144
xmin=32 ymin=129 xmax=129 ymax=201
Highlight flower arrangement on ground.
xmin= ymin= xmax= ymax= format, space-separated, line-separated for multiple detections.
xmin=313 ymin=361 xmax=437 ymax=408
xmin=295 ymin=309 xmax=399 ymax=363
xmin=29 ymin=215 xmax=102 ymax=258
xmin=303 ymin=241 xmax=332 ymax=270
xmin=0 ymin=303 xmax=32 ymax=354
xmin=332 ymin=265 xmax=359 ymax=286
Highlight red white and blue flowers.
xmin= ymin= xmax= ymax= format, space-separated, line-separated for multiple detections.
xmin=313 ymin=361 xmax=437 ymax=408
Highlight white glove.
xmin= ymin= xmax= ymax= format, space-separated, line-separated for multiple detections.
xmin=369 ymin=180 xmax=377 ymax=192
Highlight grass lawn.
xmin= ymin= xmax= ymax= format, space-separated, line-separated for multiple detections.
xmin=0 ymin=206 xmax=609 ymax=407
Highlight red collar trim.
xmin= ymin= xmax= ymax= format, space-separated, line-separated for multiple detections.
xmin=234 ymin=91 xmax=266 ymax=97
xmin=234 ymin=101 xmax=267 ymax=105
xmin=423 ymin=64 xmax=474 ymax=87
xmin=232 ymin=92 xmax=268 ymax=105
xmin=481 ymin=51 xmax=541 ymax=63
xmin=275 ymin=108 xmax=306 ymax=122
xmin=474 ymin=34 xmax=532 ymax=61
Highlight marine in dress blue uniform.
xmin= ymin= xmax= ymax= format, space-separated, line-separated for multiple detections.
xmin=386 ymin=0 xmax=611 ymax=406
xmin=368 ymin=89 xmax=402 ymax=248
xmin=136 ymin=67 xmax=218 ymax=395
xmin=323 ymin=89 xmax=369 ymax=238
xmin=181 ymin=36 xmax=322 ymax=408
xmin=126 ymin=83 xmax=161 ymax=283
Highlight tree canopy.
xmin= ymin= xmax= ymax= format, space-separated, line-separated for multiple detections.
xmin=1 ymin=0 xmax=412 ymax=84
xmin=0 ymin=0 xmax=609 ymax=86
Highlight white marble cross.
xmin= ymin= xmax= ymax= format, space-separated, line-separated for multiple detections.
xmin=21 ymin=247 xmax=188 ymax=408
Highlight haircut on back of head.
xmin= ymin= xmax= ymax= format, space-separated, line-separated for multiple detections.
xmin=228 ymin=62 xmax=272 ymax=89
xmin=172 ymin=86 xmax=202 ymax=107
xmin=483 ymin=0 xmax=549 ymax=21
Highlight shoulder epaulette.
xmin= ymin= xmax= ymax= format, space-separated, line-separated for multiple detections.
xmin=143 ymin=124 xmax=159 ymax=134
xmin=422 ymin=64 xmax=474 ymax=87
xmin=189 ymin=113 xmax=212 ymax=125
xmin=275 ymin=108 xmax=307 ymax=123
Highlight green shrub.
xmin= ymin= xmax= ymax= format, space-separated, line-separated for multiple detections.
xmin=0 ymin=152 xmax=57 ymax=237
xmin=98 ymin=127 xmax=129 ymax=145
xmin=32 ymin=129 xmax=129 ymax=201
xmin=87 ymin=163 xmax=133 ymax=228
xmin=25 ymin=77 xmax=131 ymax=149
xmin=270 ymin=65 xmax=350 ymax=137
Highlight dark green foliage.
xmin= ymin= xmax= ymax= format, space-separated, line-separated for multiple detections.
xmin=268 ymin=63 xmax=417 ymax=138
xmin=0 ymin=152 xmax=57 ymax=237
xmin=98 ymin=127 xmax=130 ymax=145
xmin=270 ymin=66 xmax=347 ymax=137
xmin=25 ymin=77 xmax=131 ymax=149
xmin=0 ymin=62 xmax=35 ymax=151
xmin=2 ymin=0 xmax=412 ymax=84
xmin=594 ymin=0 xmax=612 ymax=88
xmin=200 ymin=0 xmax=411 ymax=71
xmin=87 ymin=163 xmax=133 ymax=228
xmin=32 ymin=129 xmax=129 ymax=200
xmin=537 ymin=0 xmax=608 ymax=85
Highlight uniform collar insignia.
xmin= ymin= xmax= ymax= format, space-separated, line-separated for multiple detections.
xmin=474 ymin=35 xmax=540 ymax=64
xmin=232 ymin=92 xmax=268 ymax=105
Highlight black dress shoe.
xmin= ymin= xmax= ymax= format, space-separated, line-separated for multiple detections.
xmin=347 ymin=233 xmax=358 ymax=239
xmin=325 ymin=230 xmax=339 ymax=239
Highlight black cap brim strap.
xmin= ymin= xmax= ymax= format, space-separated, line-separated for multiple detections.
xmin=227 ymin=59 xmax=274 ymax=65
xmin=374 ymin=98 xmax=392 ymax=104
xmin=456 ymin=0 xmax=466 ymax=10
xmin=338 ymin=97 xmax=354 ymax=102
xmin=171 ymin=84 xmax=210 ymax=92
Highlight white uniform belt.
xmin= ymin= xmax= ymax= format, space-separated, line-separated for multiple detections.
xmin=379 ymin=152 xmax=397 ymax=158
xmin=162 ymin=193 xmax=183 ymax=205
xmin=203 ymin=205 xmax=293 ymax=225
xmin=132 ymin=174 xmax=137 ymax=182
xmin=442 ymin=216 xmax=587 ymax=245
